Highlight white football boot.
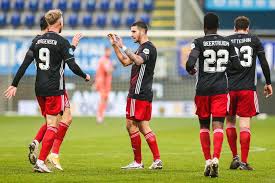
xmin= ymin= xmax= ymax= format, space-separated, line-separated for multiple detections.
xmin=121 ymin=161 xmax=144 ymax=169
xmin=149 ymin=159 xmax=163 ymax=170
xmin=34 ymin=159 xmax=51 ymax=173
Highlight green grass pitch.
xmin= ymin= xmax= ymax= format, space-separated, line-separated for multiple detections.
xmin=0 ymin=116 xmax=275 ymax=183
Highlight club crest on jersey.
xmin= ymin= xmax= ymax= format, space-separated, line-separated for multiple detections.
xmin=69 ymin=48 xmax=74 ymax=55
xmin=191 ymin=43 xmax=195 ymax=49
xmin=143 ymin=48 xmax=150 ymax=55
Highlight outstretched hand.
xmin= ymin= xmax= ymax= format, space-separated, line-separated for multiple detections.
xmin=4 ymin=86 xmax=17 ymax=99
xmin=72 ymin=33 xmax=83 ymax=47
xmin=107 ymin=33 xmax=116 ymax=46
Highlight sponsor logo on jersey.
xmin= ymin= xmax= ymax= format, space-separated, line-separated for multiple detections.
xmin=69 ymin=48 xmax=74 ymax=55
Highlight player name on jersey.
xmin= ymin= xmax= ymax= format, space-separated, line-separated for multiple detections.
xmin=230 ymin=38 xmax=251 ymax=44
xmin=36 ymin=39 xmax=57 ymax=45
xmin=203 ymin=40 xmax=229 ymax=46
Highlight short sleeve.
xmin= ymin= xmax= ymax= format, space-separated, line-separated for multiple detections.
xmin=61 ymin=39 xmax=75 ymax=62
xmin=138 ymin=46 xmax=152 ymax=64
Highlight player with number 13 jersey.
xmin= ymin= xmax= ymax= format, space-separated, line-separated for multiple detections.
xmin=225 ymin=16 xmax=272 ymax=171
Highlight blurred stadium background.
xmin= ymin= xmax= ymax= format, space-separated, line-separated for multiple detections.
xmin=0 ymin=0 xmax=274 ymax=117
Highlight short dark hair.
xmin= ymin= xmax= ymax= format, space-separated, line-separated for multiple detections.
xmin=204 ymin=13 xmax=219 ymax=30
xmin=40 ymin=16 xmax=48 ymax=30
xmin=131 ymin=21 xmax=148 ymax=33
xmin=234 ymin=16 xmax=250 ymax=30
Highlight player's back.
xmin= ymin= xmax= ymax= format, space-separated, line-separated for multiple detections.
xmin=195 ymin=34 xmax=236 ymax=96
xmin=32 ymin=31 xmax=71 ymax=96
xmin=227 ymin=33 xmax=263 ymax=91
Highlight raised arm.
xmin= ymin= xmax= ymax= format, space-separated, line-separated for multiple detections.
xmin=62 ymin=39 xmax=90 ymax=81
xmin=108 ymin=34 xmax=132 ymax=67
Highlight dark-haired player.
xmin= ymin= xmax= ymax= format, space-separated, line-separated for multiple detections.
xmin=226 ymin=16 xmax=272 ymax=170
xmin=108 ymin=21 xmax=162 ymax=169
xmin=4 ymin=9 xmax=90 ymax=173
xmin=186 ymin=13 xmax=243 ymax=177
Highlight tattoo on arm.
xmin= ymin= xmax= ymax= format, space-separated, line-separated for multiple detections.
xmin=125 ymin=48 xmax=144 ymax=65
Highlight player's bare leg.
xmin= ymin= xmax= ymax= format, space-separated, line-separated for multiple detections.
xmin=34 ymin=114 xmax=59 ymax=173
xmin=199 ymin=118 xmax=212 ymax=176
xmin=121 ymin=119 xmax=144 ymax=169
xmin=210 ymin=120 xmax=224 ymax=178
xmin=239 ymin=117 xmax=253 ymax=170
xmin=48 ymin=107 xmax=72 ymax=171
xmin=226 ymin=115 xmax=240 ymax=169
xmin=138 ymin=121 xmax=162 ymax=170
xmin=97 ymin=93 xmax=108 ymax=124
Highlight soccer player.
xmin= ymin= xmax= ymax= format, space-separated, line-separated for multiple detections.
xmin=108 ymin=21 xmax=162 ymax=169
xmin=4 ymin=9 xmax=90 ymax=173
xmin=95 ymin=47 xmax=113 ymax=123
xmin=226 ymin=16 xmax=273 ymax=170
xmin=11 ymin=15 xmax=82 ymax=171
xmin=186 ymin=13 xmax=243 ymax=177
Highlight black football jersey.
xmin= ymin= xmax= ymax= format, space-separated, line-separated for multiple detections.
xmin=31 ymin=31 xmax=74 ymax=96
xmin=227 ymin=33 xmax=266 ymax=91
xmin=191 ymin=34 xmax=240 ymax=96
xmin=128 ymin=41 xmax=157 ymax=102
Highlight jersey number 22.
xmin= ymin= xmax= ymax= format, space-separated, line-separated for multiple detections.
xmin=203 ymin=49 xmax=229 ymax=73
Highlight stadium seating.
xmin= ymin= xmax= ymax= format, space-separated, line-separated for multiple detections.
xmin=96 ymin=14 xmax=107 ymax=28
xmin=83 ymin=14 xmax=93 ymax=27
xmin=68 ymin=14 xmax=78 ymax=27
xmin=11 ymin=13 xmax=21 ymax=27
xmin=144 ymin=0 xmax=154 ymax=12
xmin=111 ymin=14 xmax=121 ymax=28
xmin=15 ymin=0 xmax=24 ymax=11
xmin=125 ymin=14 xmax=136 ymax=27
xmin=140 ymin=14 xmax=150 ymax=25
xmin=1 ymin=0 xmax=10 ymax=12
xmin=114 ymin=0 xmax=124 ymax=12
xmin=0 ymin=0 xmax=155 ymax=29
xmin=86 ymin=0 xmax=96 ymax=12
xmin=72 ymin=0 xmax=81 ymax=12
xmin=129 ymin=0 xmax=138 ymax=12
xmin=58 ymin=0 xmax=67 ymax=12
xmin=25 ymin=14 xmax=35 ymax=27
xmin=0 ymin=13 xmax=7 ymax=26
xmin=43 ymin=0 xmax=53 ymax=11
xmin=100 ymin=0 xmax=110 ymax=12
xmin=29 ymin=0 xmax=39 ymax=12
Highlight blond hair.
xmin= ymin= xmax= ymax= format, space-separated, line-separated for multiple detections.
xmin=45 ymin=9 xmax=62 ymax=25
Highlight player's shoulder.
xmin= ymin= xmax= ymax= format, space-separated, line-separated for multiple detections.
xmin=143 ymin=41 xmax=156 ymax=50
xmin=32 ymin=34 xmax=41 ymax=43
xmin=249 ymin=33 xmax=261 ymax=43
xmin=141 ymin=41 xmax=157 ymax=54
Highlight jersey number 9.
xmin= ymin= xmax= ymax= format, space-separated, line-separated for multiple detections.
xmin=38 ymin=48 xmax=50 ymax=70
xmin=203 ymin=49 xmax=229 ymax=73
